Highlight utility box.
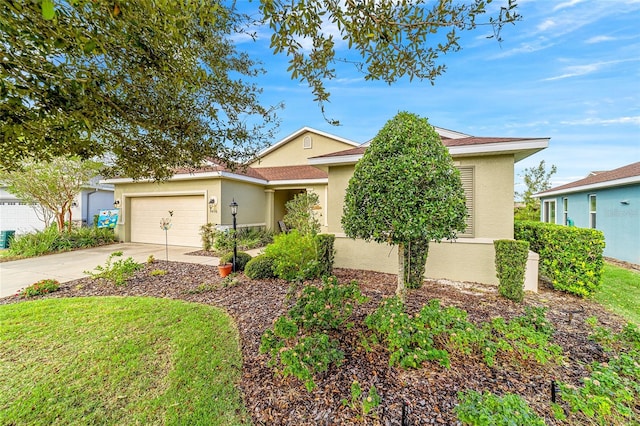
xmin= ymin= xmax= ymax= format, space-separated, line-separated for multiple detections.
xmin=0 ymin=230 xmax=16 ymax=249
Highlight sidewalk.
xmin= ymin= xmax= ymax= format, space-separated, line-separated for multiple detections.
xmin=0 ymin=243 xmax=241 ymax=298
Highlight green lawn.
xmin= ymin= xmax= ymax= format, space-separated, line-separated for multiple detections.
xmin=594 ymin=264 xmax=640 ymax=325
xmin=0 ymin=297 xmax=249 ymax=425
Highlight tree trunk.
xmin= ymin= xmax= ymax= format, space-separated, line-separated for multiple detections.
xmin=56 ymin=211 xmax=65 ymax=232
xmin=404 ymin=240 xmax=430 ymax=289
xmin=396 ymin=243 xmax=406 ymax=302
xmin=66 ymin=207 xmax=73 ymax=232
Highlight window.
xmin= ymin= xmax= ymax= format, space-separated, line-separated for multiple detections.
xmin=589 ymin=194 xmax=597 ymax=229
xmin=543 ymin=200 xmax=556 ymax=224
xmin=303 ymin=136 xmax=313 ymax=149
xmin=563 ymin=198 xmax=568 ymax=225
xmin=457 ymin=166 xmax=474 ymax=237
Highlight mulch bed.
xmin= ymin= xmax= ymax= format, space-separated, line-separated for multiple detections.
xmin=0 ymin=261 xmax=629 ymax=425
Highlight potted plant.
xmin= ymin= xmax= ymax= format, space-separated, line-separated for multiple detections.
xmin=218 ymin=262 xmax=233 ymax=277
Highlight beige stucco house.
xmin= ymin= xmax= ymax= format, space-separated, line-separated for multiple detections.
xmin=105 ymin=126 xmax=549 ymax=288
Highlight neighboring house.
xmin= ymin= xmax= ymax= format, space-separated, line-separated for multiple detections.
xmin=0 ymin=178 xmax=115 ymax=234
xmin=106 ymin=126 xmax=550 ymax=288
xmin=535 ymin=162 xmax=640 ymax=264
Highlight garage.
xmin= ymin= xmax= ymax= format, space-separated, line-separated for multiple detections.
xmin=129 ymin=195 xmax=205 ymax=247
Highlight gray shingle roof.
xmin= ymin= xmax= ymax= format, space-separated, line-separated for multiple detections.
xmin=537 ymin=162 xmax=640 ymax=195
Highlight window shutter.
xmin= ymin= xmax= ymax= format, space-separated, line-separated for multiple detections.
xmin=458 ymin=166 xmax=474 ymax=237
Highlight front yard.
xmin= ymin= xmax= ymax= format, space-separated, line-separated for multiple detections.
xmin=1 ymin=260 xmax=637 ymax=425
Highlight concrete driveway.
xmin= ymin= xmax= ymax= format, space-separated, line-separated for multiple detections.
xmin=0 ymin=243 xmax=221 ymax=298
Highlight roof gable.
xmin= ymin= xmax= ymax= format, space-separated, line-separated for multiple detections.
xmin=536 ymin=161 xmax=640 ymax=197
xmin=250 ymin=127 xmax=361 ymax=168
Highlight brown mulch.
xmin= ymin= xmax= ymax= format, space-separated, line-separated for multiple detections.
xmin=0 ymin=262 xmax=630 ymax=425
xmin=604 ymin=256 xmax=640 ymax=272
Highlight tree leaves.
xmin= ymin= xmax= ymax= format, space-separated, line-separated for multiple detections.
xmin=41 ymin=0 xmax=55 ymax=20
xmin=3 ymin=1 xmax=521 ymax=179
xmin=262 ymin=0 xmax=521 ymax=120
xmin=342 ymin=111 xmax=467 ymax=245
xmin=0 ymin=156 xmax=103 ymax=232
xmin=1 ymin=0 xmax=279 ymax=180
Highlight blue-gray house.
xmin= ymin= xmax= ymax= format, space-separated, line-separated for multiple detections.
xmin=535 ymin=162 xmax=640 ymax=265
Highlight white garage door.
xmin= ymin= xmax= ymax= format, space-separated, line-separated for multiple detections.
xmin=130 ymin=195 xmax=205 ymax=247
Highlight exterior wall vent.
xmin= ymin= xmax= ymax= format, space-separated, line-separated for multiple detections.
xmin=303 ymin=135 xmax=313 ymax=149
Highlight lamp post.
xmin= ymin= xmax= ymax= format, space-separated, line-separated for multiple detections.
xmin=230 ymin=199 xmax=238 ymax=272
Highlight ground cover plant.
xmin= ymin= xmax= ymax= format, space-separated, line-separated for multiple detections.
xmin=18 ymin=279 xmax=60 ymax=298
xmin=0 ymin=297 xmax=248 ymax=425
xmin=554 ymin=317 xmax=640 ymax=425
xmin=260 ymin=276 xmax=367 ymax=391
xmin=84 ymin=251 xmax=143 ymax=286
xmin=0 ymin=261 xmax=637 ymax=425
xmin=455 ymin=389 xmax=546 ymax=426
xmin=365 ymin=297 xmax=561 ymax=369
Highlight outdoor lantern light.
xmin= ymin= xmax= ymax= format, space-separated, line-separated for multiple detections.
xmin=113 ymin=200 xmax=120 ymax=208
xmin=230 ymin=199 xmax=238 ymax=272
xmin=208 ymin=196 xmax=217 ymax=212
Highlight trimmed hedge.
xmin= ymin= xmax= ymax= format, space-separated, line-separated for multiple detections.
xmin=514 ymin=220 xmax=605 ymax=297
xmin=315 ymin=233 xmax=335 ymax=278
xmin=245 ymin=254 xmax=276 ymax=279
xmin=494 ymin=239 xmax=529 ymax=303
xmin=220 ymin=251 xmax=252 ymax=271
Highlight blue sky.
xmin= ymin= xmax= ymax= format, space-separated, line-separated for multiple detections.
xmin=238 ymin=0 xmax=640 ymax=196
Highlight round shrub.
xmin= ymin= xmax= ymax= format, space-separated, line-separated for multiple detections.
xmin=245 ymin=254 xmax=276 ymax=279
xmin=219 ymin=251 xmax=252 ymax=271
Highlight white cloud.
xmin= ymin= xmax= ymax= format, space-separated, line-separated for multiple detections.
xmin=585 ymin=35 xmax=617 ymax=44
xmin=536 ymin=19 xmax=557 ymax=32
xmin=332 ymin=77 xmax=365 ymax=84
xmin=559 ymin=116 xmax=640 ymax=126
xmin=553 ymin=0 xmax=586 ymax=12
xmin=490 ymin=40 xmax=556 ymax=58
xmin=542 ymin=59 xmax=637 ymax=81
xmin=501 ymin=1 xmax=640 ymax=55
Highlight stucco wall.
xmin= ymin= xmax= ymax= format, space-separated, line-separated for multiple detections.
xmin=251 ymin=132 xmax=357 ymax=168
xmin=456 ymin=155 xmax=514 ymax=239
xmin=114 ymin=178 xmax=220 ymax=242
xmin=327 ymin=155 xmax=515 ymax=239
xmin=326 ymin=165 xmax=353 ymax=233
xmin=114 ymin=175 xmax=330 ymax=240
xmin=220 ymin=180 xmax=267 ymax=227
xmin=541 ymin=184 xmax=640 ymax=264
xmin=327 ymin=154 xmax=518 ymax=285
xmin=334 ymin=237 xmax=500 ymax=285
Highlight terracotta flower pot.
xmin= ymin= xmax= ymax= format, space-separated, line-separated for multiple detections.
xmin=218 ymin=263 xmax=233 ymax=277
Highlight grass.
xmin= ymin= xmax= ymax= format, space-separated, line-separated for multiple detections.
xmin=594 ymin=264 xmax=640 ymax=325
xmin=0 ymin=297 xmax=249 ymax=425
